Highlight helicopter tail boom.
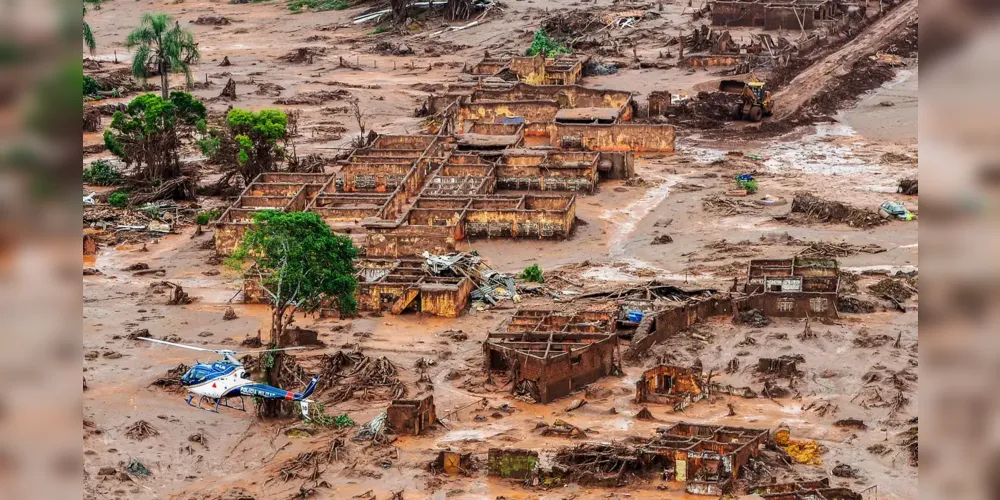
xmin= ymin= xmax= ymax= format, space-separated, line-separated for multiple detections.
xmin=299 ymin=376 xmax=319 ymax=399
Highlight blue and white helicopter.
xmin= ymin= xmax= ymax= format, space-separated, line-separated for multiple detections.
xmin=139 ymin=337 xmax=319 ymax=417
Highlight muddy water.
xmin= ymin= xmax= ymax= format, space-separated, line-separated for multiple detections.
xmin=840 ymin=68 xmax=918 ymax=144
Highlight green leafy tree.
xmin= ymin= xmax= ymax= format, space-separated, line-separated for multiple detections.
xmin=230 ymin=210 xmax=358 ymax=341
xmin=526 ymin=29 xmax=570 ymax=58
xmin=520 ymin=263 xmax=544 ymax=283
xmin=229 ymin=211 xmax=357 ymax=418
xmin=83 ymin=160 xmax=123 ymax=186
xmin=83 ymin=0 xmax=101 ymax=55
xmin=103 ymin=92 xmax=206 ymax=182
xmin=108 ymin=191 xmax=129 ymax=207
xmin=226 ymin=109 xmax=289 ymax=183
xmin=125 ymin=13 xmax=200 ymax=100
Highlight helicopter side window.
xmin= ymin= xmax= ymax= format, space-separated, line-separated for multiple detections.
xmin=241 ymin=372 xmax=252 ymax=379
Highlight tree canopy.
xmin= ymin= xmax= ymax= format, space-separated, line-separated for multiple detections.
xmin=104 ymin=91 xmax=206 ymax=182
xmin=230 ymin=211 xmax=359 ymax=332
xmin=228 ymin=109 xmax=290 ymax=181
xmin=125 ymin=13 xmax=200 ymax=99
xmin=525 ymin=29 xmax=570 ymax=58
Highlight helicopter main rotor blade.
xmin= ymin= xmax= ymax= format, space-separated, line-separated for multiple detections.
xmin=137 ymin=337 xmax=218 ymax=353
xmin=233 ymin=346 xmax=310 ymax=355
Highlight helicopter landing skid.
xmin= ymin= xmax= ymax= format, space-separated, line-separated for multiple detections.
xmin=186 ymin=394 xmax=247 ymax=413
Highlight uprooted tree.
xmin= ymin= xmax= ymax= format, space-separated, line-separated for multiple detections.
xmin=228 ymin=211 xmax=358 ymax=417
xmin=103 ymin=92 xmax=206 ymax=193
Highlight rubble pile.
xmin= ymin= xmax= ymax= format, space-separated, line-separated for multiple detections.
xmin=838 ymin=296 xmax=876 ymax=314
xmin=150 ymin=363 xmax=191 ymax=391
xmin=665 ymin=92 xmax=739 ymax=129
xmin=309 ymin=348 xmax=406 ymax=403
xmin=735 ymin=309 xmax=770 ymax=328
xmin=124 ymin=420 xmax=159 ymax=441
xmin=868 ymin=278 xmax=915 ymax=303
xmin=192 ymin=15 xmax=234 ymax=25
xmin=424 ymin=252 xmax=519 ymax=306
xmin=898 ymin=178 xmax=918 ymax=195
xmin=797 ymin=241 xmax=886 ymax=259
xmin=702 ymin=195 xmax=761 ymax=215
xmin=790 ymin=192 xmax=887 ymax=228
xmin=277 ymin=47 xmax=327 ymax=64
xmin=274 ymin=90 xmax=350 ymax=105
xmin=552 ymin=442 xmax=643 ymax=486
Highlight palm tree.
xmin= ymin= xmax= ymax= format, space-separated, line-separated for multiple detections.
xmin=83 ymin=0 xmax=101 ymax=55
xmin=124 ymin=13 xmax=200 ymax=100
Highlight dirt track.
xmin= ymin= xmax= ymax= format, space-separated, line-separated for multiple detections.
xmin=773 ymin=0 xmax=919 ymax=120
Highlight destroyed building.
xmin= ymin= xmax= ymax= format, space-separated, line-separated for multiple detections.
xmin=642 ymin=423 xmax=769 ymax=495
xmin=442 ymin=81 xmax=675 ymax=153
xmin=246 ymin=252 xmax=515 ymax=317
xmin=470 ymin=53 xmax=586 ymax=86
xmin=635 ymin=365 xmax=705 ymax=411
xmin=354 ymin=258 xmax=474 ymax=317
xmin=549 ymin=423 xmax=769 ymax=493
xmin=216 ymin=55 xmax=672 ymax=264
xmin=710 ymin=0 xmax=847 ymax=30
xmin=625 ymin=290 xmax=735 ymax=358
xmin=215 ymin=135 xmax=612 ymax=257
xmin=749 ymin=478 xmax=863 ymax=500
xmin=740 ymin=258 xmax=841 ymax=318
xmin=386 ymin=395 xmax=437 ymax=435
xmin=484 ymin=309 xmax=619 ymax=403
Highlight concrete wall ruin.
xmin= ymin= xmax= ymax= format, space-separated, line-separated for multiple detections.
xmin=643 ymin=423 xmax=768 ymax=493
xmin=485 ymin=309 xmax=619 ymax=403
xmin=552 ymin=123 xmax=676 ymax=152
xmin=711 ymin=0 xmax=841 ymax=30
xmin=471 ymin=54 xmax=584 ymax=86
xmin=487 ymin=448 xmax=538 ymax=479
xmin=635 ymin=365 xmax=705 ymax=410
xmin=743 ymin=258 xmax=840 ymax=318
xmin=386 ymin=395 xmax=437 ymax=435
xmin=626 ymin=295 xmax=735 ymax=358
xmin=355 ymin=259 xmax=474 ymax=317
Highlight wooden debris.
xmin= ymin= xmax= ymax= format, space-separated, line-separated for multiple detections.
xmin=124 ymin=420 xmax=159 ymax=441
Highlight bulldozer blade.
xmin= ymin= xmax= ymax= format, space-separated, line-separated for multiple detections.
xmin=719 ymin=79 xmax=747 ymax=94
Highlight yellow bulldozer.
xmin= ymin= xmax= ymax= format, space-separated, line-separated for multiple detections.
xmin=721 ymin=79 xmax=774 ymax=122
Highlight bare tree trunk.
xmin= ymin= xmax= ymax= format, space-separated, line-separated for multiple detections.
xmin=269 ymin=304 xmax=287 ymax=346
xmin=160 ymin=59 xmax=169 ymax=100
xmin=260 ymin=303 xmax=293 ymax=419
xmin=390 ymin=0 xmax=408 ymax=24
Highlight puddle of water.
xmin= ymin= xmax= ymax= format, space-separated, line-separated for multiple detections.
xmin=884 ymin=68 xmax=915 ymax=90
xmin=601 ymin=176 xmax=680 ymax=258
xmin=606 ymin=417 xmax=633 ymax=432
xmin=856 ymin=184 xmax=899 ymax=193
xmin=714 ymin=215 xmax=774 ymax=230
xmin=842 ymin=264 xmax=918 ymax=274
xmin=437 ymin=428 xmax=501 ymax=444
xmin=580 ymin=262 xmax=695 ymax=284
xmin=679 ymin=145 xmax=728 ymax=164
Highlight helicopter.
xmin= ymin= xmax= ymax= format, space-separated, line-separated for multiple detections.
xmin=139 ymin=337 xmax=319 ymax=418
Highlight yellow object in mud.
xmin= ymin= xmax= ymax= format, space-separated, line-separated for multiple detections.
xmin=774 ymin=428 xmax=791 ymax=446
xmin=781 ymin=439 xmax=823 ymax=466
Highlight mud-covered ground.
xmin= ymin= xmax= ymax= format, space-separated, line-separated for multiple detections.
xmin=83 ymin=1 xmax=918 ymax=499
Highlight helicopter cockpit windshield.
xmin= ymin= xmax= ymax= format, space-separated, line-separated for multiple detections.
xmin=181 ymin=362 xmax=238 ymax=385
